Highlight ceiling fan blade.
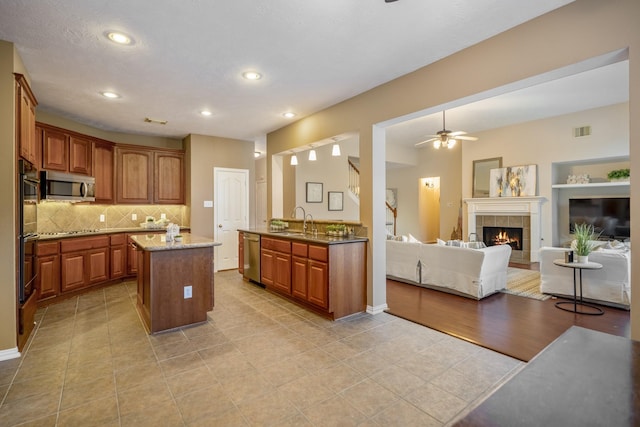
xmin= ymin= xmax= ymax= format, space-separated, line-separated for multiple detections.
xmin=449 ymin=131 xmax=467 ymax=136
xmin=415 ymin=137 xmax=438 ymax=147
xmin=456 ymin=135 xmax=478 ymax=141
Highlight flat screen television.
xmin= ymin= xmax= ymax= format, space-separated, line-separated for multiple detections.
xmin=569 ymin=197 xmax=630 ymax=239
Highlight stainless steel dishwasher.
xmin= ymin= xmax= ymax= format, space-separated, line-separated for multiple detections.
xmin=243 ymin=232 xmax=261 ymax=283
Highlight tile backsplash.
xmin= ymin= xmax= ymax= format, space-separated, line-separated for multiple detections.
xmin=37 ymin=203 xmax=189 ymax=233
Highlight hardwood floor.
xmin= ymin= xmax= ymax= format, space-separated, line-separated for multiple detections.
xmin=386 ymin=277 xmax=630 ymax=362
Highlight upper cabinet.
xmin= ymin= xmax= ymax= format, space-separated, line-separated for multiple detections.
xmin=92 ymin=140 xmax=115 ymax=204
xmin=116 ymin=147 xmax=153 ymax=204
xmin=15 ymin=74 xmax=38 ymax=166
xmin=41 ymin=123 xmax=92 ymax=175
xmin=116 ymin=146 xmax=184 ymax=204
xmin=154 ymin=151 xmax=185 ymax=204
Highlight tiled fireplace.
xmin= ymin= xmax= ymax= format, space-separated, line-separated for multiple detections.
xmin=464 ymin=197 xmax=546 ymax=263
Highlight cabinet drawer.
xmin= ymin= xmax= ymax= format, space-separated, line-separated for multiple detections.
xmin=110 ymin=233 xmax=126 ymax=245
xmin=262 ymin=237 xmax=291 ymax=253
xmin=61 ymin=236 xmax=110 ymax=253
xmin=292 ymin=242 xmax=308 ymax=257
xmin=308 ymin=245 xmax=328 ymax=262
xmin=37 ymin=241 xmax=60 ymax=256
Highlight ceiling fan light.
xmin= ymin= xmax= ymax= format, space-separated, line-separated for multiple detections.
xmin=332 ymin=144 xmax=341 ymax=156
xmin=308 ymin=149 xmax=317 ymax=161
xmin=447 ymin=139 xmax=456 ymax=149
xmin=433 ymin=140 xmax=440 ymax=149
xmin=290 ymin=154 xmax=298 ymax=166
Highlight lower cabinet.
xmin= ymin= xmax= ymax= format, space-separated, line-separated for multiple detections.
xmin=110 ymin=234 xmax=126 ymax=279
xmin=256 ymin=236 xmax=365 ymax=319
xmin=37 ymin=241 xmax=60 ymax=300
xmin=60 ymin=236 xmax=110 ymax=292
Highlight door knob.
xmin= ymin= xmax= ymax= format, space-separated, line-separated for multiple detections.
xmin=218 ymin=224 xmax=222 ymax=228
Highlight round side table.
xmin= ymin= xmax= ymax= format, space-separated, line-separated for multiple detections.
xmin=552 ymin=259 xmax=604 ymax=315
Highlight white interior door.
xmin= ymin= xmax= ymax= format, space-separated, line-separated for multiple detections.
xmin=214 ymin=168 xmax=248 ymax=271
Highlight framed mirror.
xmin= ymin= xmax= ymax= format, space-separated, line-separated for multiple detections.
xmin=472 ymin=157 xmax=502 ymax=198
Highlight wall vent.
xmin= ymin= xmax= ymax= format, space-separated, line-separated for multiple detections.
xmin=573 ymin=126 xmax=591 ymax=138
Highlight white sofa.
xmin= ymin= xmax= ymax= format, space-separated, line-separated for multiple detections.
xmin=539 ymin=246 xmax=631 ymax=308
xmin=386 ymin=240 xmax=512 ymax=299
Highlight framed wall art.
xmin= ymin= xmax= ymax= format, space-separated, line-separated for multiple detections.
xmin=328 ymin=191 xmax=344 ymax=211
xmin=306 ymin=182 xmax=323 ymax=203
xmin=489 ymin=164 xmax=537 ymax=197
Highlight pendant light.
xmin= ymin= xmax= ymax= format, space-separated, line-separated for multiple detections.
xmin=331 ymin=137 xmax=341 ymax=156
xmin=290 ymin=153 xmax=298 ymax=166
xmin=308 ymin=146 xmax=317 ymax=161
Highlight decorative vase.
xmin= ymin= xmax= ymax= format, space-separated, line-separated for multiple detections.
xmin=577 ymin=255 xmax=589 ymax=264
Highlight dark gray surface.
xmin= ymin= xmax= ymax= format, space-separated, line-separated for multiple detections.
xmin=455 ymin=326 xmax=640 ymax=426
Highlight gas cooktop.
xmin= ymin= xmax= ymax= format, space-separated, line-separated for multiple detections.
xmin=39 ymin=229 xmax=102 ymax=237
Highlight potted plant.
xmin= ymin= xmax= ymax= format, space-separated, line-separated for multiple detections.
xmin=573 ymin=223 xmax=600 ymax=263
xmin=607 ymin=168 xmax=630 ymax=182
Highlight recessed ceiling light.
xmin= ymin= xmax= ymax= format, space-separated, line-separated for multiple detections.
xmin=242 ymin=71 xmax=262 ymax=80
xmin=200 ymin=110 xmax=212 ymax=116
xmin=100 ymin=91 xmax=120 ymax=99
xmin=106 ymin=31 xmax=133 ymax=45
xmin=282 ymin=112 xmax=296 ymax=119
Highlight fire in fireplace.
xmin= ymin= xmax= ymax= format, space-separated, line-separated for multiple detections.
xmin=483 ymin=226 xmax=523 ymax=251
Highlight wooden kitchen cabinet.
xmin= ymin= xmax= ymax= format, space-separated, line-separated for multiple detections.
xmin=260 ymin=237 xmax=291 ymax=294
xmin=291 ymin=242 xmax=328 ymax=309
xmin=15 ymin=74 xmax=38 ymax=166
xmin=42 ymin=127 xmax=68 ymax=172
xmin=69 ymin=135 xmax=92 ymax=175
xmin=116 ymin=147 xmax=153 ymax=204
xmin=37 ymin=241 xmax=60 ymax=301
xmin=154 ymin=151 xmax=184 ymax=204
xmin=110 ymin=233 xmax=126 ymax=279
xmin=238 ymin=232 xmax=244 ymax=275
xmin=60 ymin=236 xmax=110 ymax=292
xmin=92 ymin=140 xmax=115 ymax=203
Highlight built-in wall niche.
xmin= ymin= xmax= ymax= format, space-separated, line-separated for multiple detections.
xmin=551 ymin=156 xmax=630 ymax=246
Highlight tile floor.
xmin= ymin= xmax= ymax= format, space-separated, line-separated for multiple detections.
xmin=0 ymin=271 xmax=523 ymax=426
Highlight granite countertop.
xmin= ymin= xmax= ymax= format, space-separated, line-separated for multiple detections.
xmin=131 ymin=233 xmax=221 ymax=251
xmin=238 ymin=228 xmax=368 ymax=244
xmin=37 ymin=226 xmax=191 ymax=241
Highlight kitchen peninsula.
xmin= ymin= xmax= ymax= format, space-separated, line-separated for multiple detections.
xmin=131 ymin=233 xmax=220 ymax=333
xmin=238 ymin=227 xmax=367 ymax=320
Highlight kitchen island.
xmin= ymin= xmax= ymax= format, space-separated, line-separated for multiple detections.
xmin=131 ymin=233 xmax=220 ymax=333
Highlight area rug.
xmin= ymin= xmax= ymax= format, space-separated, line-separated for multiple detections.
xmin=503 ymin=268 xmax=550 ymax=301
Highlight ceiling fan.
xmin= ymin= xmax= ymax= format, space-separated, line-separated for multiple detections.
xmin=415 ymin=110 xmax=478 ymax=149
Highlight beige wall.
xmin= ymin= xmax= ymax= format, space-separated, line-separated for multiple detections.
xmin=267 ymin=0 xmax=640 ymax=335
xmin=184 ymin=134 xmax=255 ymax=239
xmin=0 ymin=41 xmax=18 ymax=353
xmin=36 ymin=110 xmax=182 ymax=150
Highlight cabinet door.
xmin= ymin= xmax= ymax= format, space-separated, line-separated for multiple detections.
xmin=154 ymin=151 xmax=184 ymax=204
xmin=307 ymin=260 xmax=328 ymax=309
xmin=87 ymin=247 xmax=109 ymax=284
xmin=69 ymin=135 xmax=92 ymax=175
xmin=272 ymin=252 xmax=292 ymax=294
xmin=15 ymin=75 xmax=38 ymax=165
xmin=93 ymin=141 xmax=114 ymax=203
xmin=116 ymin=148 xmax=153 ymax=204
xmin=127 ymin=235 xmax=139 ymax=275
xmin=111 ymin=245 xmax=126 ymax=279
xmin=42 ymin=128 xmax=68 ymax=171
xmin=291 ymin=256 xmax=308 ymax=300
xmin=37 ymin=254 xmax=60 ymax=300
xmin=60 ymin=252 xmax=86 ymax=292
xmin=260 ymin=249 xmax=275 ymax=286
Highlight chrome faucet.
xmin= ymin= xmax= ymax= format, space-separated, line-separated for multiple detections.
xmin=291 ymin=206 xmax=306 ymax=232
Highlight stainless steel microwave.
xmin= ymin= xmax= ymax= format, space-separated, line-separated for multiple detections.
xmin=40 ymin=170 xmax=96 ymax=202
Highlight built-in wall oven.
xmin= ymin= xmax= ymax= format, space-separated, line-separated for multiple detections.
xmin=19 ymin=159 xmax=38 ymax=304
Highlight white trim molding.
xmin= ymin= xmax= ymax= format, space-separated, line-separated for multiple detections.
xmin=366 ymin=303 xmax=389 ymax=315
xmin=0 ymin=347 xmax=21 ymax=361
xmin=464 ymin=197 xmax=546 ymax=262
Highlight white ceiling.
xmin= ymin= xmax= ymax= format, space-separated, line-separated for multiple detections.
xmin=0 ymin=0 xmax=577 ymax=154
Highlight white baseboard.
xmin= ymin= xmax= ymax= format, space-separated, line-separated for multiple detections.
xmin=0 ymin=347 xmax=21 ymax=362
xmin=366 ymin=303 xmax=389 ymax=315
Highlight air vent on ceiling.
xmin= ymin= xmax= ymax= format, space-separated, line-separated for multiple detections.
xmin=144 ymin=117 xmax=168 ymax=125
xmin=573 ymin=126 xmax=591 ymax=138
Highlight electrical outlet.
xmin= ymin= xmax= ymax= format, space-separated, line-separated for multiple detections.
xmin=161 ymin=213 xmax=166 ymax=219
xmin=184 ymin=285 xmax=192 ymax=299
xmin=99 ymin=214 xmax=105 ymax=222
xmin=132 ymin=213 xmax=137 ymax=221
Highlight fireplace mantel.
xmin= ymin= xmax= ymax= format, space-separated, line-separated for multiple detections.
xmin=464 ymin=197 xmax=546 ymax=262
